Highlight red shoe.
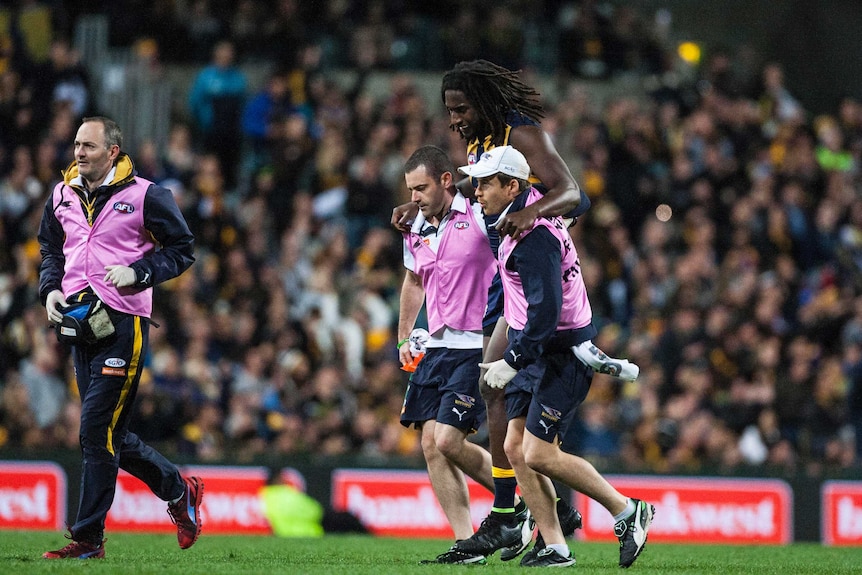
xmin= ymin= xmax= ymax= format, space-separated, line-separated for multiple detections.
xmin=43 ymin=536 xmax=105 ymax=559
xmin=167 ymin=476 xmax=204 ymax=549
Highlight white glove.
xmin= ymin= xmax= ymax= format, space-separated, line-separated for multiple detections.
xmin=572 ymin=340 xmax=640 ymax=381
xmin=45 ymin=290 xmax=68 ymax=324
xmin=104 ymin=265 xmax=137 ymax=288
xmin=479 ymin=359 xmax=519 ymax=389
xmin=408 ymin=328 xmax=429 ymax=355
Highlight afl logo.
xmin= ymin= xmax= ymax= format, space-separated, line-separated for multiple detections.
xmin=113 ymin=202 xmax=134 ymax=214
xmin=105 ymin=358 xmax=127 ymax=368
xmin=454 ymin=222 xmax=470 ymax=230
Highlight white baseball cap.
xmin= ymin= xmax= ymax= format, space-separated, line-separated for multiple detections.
xmin=458 ymin=145 xmax=530 ymax=180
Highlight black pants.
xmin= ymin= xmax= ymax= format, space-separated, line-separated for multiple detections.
xmin=70 ymin=312 xmax=184 ymax=543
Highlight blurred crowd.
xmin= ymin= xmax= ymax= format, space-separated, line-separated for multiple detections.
xmin=1 ymin=1 xmax=862 ymax=477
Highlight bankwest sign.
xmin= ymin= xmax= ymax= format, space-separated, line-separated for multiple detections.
xmin=0 ymin=462 xmax=66 ymax=530
xmin=331 ymin=469 xmax=494 ymax=538
xmin=106 ymin=465 xmax=305 ymax=534
xmin=822 ymin=481 xmax=862 ymax=545
xmin=575 ymin=476 xmax=793 ymax=544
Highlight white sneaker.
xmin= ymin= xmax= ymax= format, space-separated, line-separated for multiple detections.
xmin=572 ymin=341 xmax=639 ymax=381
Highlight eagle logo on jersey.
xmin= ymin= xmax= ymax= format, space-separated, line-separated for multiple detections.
xmin=455 ymin=393 xmax=476 ymax=406
xmin=540 ymin=404 xmax=563 ymax=421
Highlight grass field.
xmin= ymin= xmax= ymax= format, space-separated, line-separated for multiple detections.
xmin=4 ymin=532 xmax=862 ymax=575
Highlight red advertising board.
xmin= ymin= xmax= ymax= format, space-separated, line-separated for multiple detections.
xmin=574 ymin=476 xmax=793 ymax=545
xmin=0 ymin=461 xmax=66 ymax=530
xmin=822 ymin=481 xmax=862 ymax=545
xmin=106 ymin=465 xmax=305 ymax=535
xmin=331 ymin=469 xmax=494 ymax=538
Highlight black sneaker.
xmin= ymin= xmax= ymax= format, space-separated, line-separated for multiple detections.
xmin=519 ymin=533 xmax=546 ymax=566
xmin=419 ymin=543 xmax=486 ymax=565
xmin=518 ymin=501 xmax=583 ymax=564
xmin=616 ymin=499 xmax=655 ymax=568
xmin=453 ymin=512 xmax=527 ymax=556
xmin=557 ymin=499 xmax=583 ymax=536
xmin=499 ymin=505 xmax=535 ymax=561
xmin=520 ymin=547 xmax=575 ymax=568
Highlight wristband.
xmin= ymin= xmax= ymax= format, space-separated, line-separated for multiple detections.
xmin=397 ymin=338 xmax=409 ymax=349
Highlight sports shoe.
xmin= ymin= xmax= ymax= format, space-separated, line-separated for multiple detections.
xmin=43 ymin=536 xmax=105 ymax=559
xmin=558 ymin=500 xmax=583 ymax=536
xmin=419 ymin=542 xmax=486 ymax=565
xmin=167 ymin=476 xmax=204 ymax=549
xmin=499 ymin=505 xmax=535 ymax=561
xmin=572 ymin=341 xmax=639 ymax=380
xmin=615 ymin=499 xmax=655 ymax=568
xmin=453 ymin=510 xmax=530 ymax=557
xmin=520 ymin=547 xmax=575 ymax=568
xmin=518 ymin=501 xmax=583 ymax=564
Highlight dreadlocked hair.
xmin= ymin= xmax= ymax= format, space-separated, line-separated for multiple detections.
xmin=441 ymin=60 xmax=545 ymax=146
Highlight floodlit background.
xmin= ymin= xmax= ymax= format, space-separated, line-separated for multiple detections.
xmin=1 ymin=2 xmax=862 ymax=543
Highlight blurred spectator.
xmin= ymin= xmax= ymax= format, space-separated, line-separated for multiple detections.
xmin=180 ymin=400 xmax=226 ymax=461
xmin=570 ymin=400 xmax=622 ymax=461
xmin=184 ymin=0 xmax=224 ymax=63
xmin=187 ymin=40 xmax=246 ymax=189
xmin=183 ymin=154 xmax=240 ymax=257
xmin=844 ymin=312 xmax=862 ymax=460
xmin=442 ymin=7 xmax=481 ymax=66
xmin=18 ymin=345 xmax=67 ymax=431
xmin=759 ymin=62 xmax=804 ymax=138
xmin=229 ymin=0 xmax=264 ymax=62
xmin=11 ymin=0 xmax=53 ymax=65
xmin=0 ymin=144 xmax=42 ymax=246
xmin=134 ymin=139 xmax=166 ymax=184
xmin=260 ymin=0 xmax=308 ymax=68
xmin=0 ymin=70 xmax=23 ymax=153
xmin=242 ymin=69 xmax=299 ymax=173
xmin=480 ymin=5 xmax=523 ymax=71
xmin=162 ymin=123 xmax=197 ymax=188
xmin=344 ymin=152 xmax=395 ymax=246
xmin=557 ymin=0 xmax=613 ymax=79
xmin=348 ymin=1 xmax=395 ymax=70
xmin=0 ymin=371 xmax=41 ymax=448
xmin=814 ymin=115 xmax=854 ymax=173
xmin=299 ymin=364 xmax=357 ymax=455
xmin=30 ymin=37 xmax=90 ymax=120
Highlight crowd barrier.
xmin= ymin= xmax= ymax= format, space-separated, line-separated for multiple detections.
xmin=1 ymin=458 xmax=859 ymax=544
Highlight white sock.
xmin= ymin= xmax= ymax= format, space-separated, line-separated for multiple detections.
xmin=170 ymin=493 xmax=184 ymax=505
xmin=613 ymin=498 xmax=636 ymax=522
xmin=572 ymin=341 xmax=640 ymax=381
xmin=547 ymin=543 xmax=570 ymax=557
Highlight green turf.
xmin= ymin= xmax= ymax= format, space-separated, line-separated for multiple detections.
xmin=3 ymin=532 xmax=862 ymax=574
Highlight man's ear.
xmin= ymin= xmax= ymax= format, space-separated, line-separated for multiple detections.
xmin=440 ymin=171 xmax=454 ymax=188
xmin=507 ymin=177 xmax=522 ymax=199
xmin=108 ymin=144 xmax=121 ymax=163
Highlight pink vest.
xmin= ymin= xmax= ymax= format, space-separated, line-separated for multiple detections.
xmin=404 ymin=199 xmax=495 ymax=334
xmin=52 ymin=178 xmax=156 ymax=317
xmin=499 ymin=188 xmax=592 ymax=331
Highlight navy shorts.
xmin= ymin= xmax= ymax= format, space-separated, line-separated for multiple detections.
xmin=483 ymin=272 xmax=504 ymax=336
xmin=505 ymin=351 xmax=593 ymax=445
xmin=400 ymin=347 xmax=486 ymax=432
